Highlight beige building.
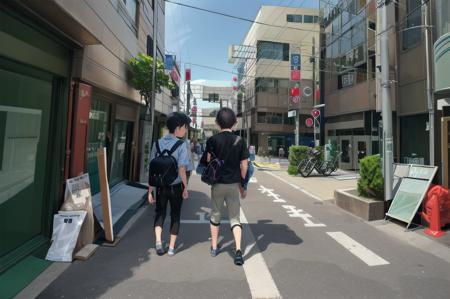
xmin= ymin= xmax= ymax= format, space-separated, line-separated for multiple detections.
xmin=235 ymin=6 xmax=320 ymax=155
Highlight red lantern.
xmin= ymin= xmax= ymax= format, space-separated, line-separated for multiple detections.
xmin=232 ymin=76 xmax=238 ymax=82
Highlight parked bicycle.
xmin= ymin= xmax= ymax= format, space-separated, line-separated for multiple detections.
xmin=297 ymin=148 xmax=323 ymax=177
xmin=320 ymin=152 xmax=342 ymax=176
xmin=297 ymin=150 xmax=342 ymax=177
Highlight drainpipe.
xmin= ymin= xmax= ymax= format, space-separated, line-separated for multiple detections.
xmin=423 ymin=0 xmax=435 ymax=166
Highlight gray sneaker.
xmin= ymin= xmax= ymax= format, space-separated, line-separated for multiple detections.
xmin=168 ymin=248 xmax=175 ymax=257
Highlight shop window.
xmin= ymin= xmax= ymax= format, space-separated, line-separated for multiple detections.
xmin=257 ymin=41 xmax=289 ymax=61
xmin=268 ymin=113 xmax=283 ymax=124
xmin=119 ymin=0 xmax=138 ymax=35
xmin=257 ymin=112 xmax=267 ymax=123
xmin=352 ymin=19 xmax=366 ymax=48
xmin=122 ymin=0 xmax=137 ymax=23
xmin=284 ymin=113 xmax=295 ymax=125
xmin=287 ymin=14 xmax=303 ymax=23
xmin=436 ymin=0 xmax=450 ymax=38
xmin=304 ymin=15 xmax=315 ymax=24
xmin=403 ymin=0 xmax=422 ymax=50
xmin=256 ymin=78 xmax=276 ymax=93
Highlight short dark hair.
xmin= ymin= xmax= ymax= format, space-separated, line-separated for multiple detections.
xmin=167 ymin=112 xmax=191 ymax=133
xmin=216 ymin=107 xmax=236 ymax=129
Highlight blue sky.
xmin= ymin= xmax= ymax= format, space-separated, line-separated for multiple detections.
xmin=165 ymin=0 xmax=319 ymax=83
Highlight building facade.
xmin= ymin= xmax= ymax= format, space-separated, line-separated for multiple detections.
xmin=0 ymin=0 xmax=171 ymax=280
xmin=237 ymin=6 xmax=320 ymax=155
xmin=434 ymin=0 xmax=450 ymax=185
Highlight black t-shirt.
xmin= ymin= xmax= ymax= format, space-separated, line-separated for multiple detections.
xmin=206 ymin=131 xmax=249 ymax=184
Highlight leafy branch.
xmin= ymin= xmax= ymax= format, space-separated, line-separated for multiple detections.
xmin=128 ymin=52 xmax=175 ymax=107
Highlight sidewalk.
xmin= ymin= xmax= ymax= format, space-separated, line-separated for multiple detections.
xmin=253 ymin=164 xmax=450 ymax=252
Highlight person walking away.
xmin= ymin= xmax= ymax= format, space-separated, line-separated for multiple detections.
xmin=205 ymin=107 xmax=249 ymax=265
xmin=278 ymin=146 xmax=285 ymax=162
xmin=249 ymin=145 xmax=256 ymax=162
xmin=148 ymin=112 xmax=191 ymax=256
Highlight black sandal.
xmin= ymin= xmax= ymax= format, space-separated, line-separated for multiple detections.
xmin=234 ymin=250 xmax=244 ymax=266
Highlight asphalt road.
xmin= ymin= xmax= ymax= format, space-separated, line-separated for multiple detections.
xmin=36 ymin=169 xmax=450 ymax=299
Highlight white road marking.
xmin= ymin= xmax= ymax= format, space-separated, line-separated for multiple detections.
xmin=258 ymin=185 xmax=287 ymax=203
xmin=240 ymin=208 xmax=282 ymax=299
xmin=282 ymin=205 xmax=326 ymax=227
xmin=180 ymin=212 xmax=229 ymax=224
xmin=327 ymin=232 xmax=390 ymax=267
xmin=264 ymin=171 xmax=324 ymax=202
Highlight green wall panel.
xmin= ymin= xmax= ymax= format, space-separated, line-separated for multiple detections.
xmin=435 ymin=33 xmax=450 ymax=94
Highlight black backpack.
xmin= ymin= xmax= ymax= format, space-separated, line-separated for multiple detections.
xmin=148 ymin=139 xmax=184 ymax=187
xmin=201 ymin=136 xmax=241 ymax=185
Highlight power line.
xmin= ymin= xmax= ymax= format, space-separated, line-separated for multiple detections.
xmin=164 ymin=0 xmax=321 ymax=34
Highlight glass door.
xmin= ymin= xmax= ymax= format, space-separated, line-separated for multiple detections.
xmin=0 ymin=63 xmax=52 ymax=267
xmin=353 ymin=136 xmax=370 ymax=170
xmin=86 ymin=99 xmax=111 ymax=195
xmin=110 ymin=120 xmax=133 ymax=186
xmin=338 ymin=136 xmax=353 ymax=170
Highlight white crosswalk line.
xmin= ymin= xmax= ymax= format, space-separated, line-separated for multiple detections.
xmin=327 ymin=232 xmax=390 ymax=267
xmin=240 ymin=208 xmax=282 ymax=299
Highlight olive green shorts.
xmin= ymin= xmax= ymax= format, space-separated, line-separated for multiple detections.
xmin=210 ymin=183 xmax=241 ymax=229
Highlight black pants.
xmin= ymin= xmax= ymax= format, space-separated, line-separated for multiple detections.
xmin=154 ymin=183 xmax=183 ymax=235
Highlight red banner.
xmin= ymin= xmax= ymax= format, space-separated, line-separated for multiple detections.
xmin=185 ymin=68 xmax=191 ymax=81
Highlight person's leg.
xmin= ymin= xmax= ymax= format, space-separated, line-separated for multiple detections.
xmin=225 ymin=184 xmax=242 ymax=251
xmin=168 ymin=184 xmax=183 ymax=255
xmin=225 ymin=184 xmax=244 ymax=265
xmin=210 ymin=184 xmax=225 ymax=253
xmin=154 ymin=188 xmax=168 ymax=255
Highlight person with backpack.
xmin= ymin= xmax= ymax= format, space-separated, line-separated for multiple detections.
xmin=148 ymin=112 xmax=191 ymax=257
xmin=203 ymin=107 xmax=249 ymax=266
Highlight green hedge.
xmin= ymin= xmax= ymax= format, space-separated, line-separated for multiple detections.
xmin=287 ymin=145 xmax=323 ymax=175
xmin=357 ymin=154 xmax=384 ymax=199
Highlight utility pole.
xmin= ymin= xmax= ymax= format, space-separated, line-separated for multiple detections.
xmin=186 ymin=80 xmax=191 ymax=115
xmin=423 ymin=0 xmax=434 ymax=166
xmin=295 ymin=111 xmax=299 ymax=145
xmin=379 ymin=0 xmax=394 ymax=200
xmin=149 ymin=0 xmax=158 ymax=148
xmin=311 ymin=36 xmax=317 ymax=146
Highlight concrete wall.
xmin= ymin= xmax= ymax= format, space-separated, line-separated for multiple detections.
xmin=396 ymin=0 xmax=427 ymax=116
xmin=28 ymin=0 xmax=171 ymax=115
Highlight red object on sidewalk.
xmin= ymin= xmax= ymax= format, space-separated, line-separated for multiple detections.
xmin=421 ymin=185 xmax=450 ymax=238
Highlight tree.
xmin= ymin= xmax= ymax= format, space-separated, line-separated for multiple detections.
xmin=128 ymin=52 xmax=174 ymax=107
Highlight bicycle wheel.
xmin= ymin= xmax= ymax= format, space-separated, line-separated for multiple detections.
xmin=297 ymin=159 xmax=308 ymax=174
xmin=299 ymin=159 xmax=315 ymax=177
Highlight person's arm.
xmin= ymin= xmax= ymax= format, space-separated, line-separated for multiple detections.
xmin=179 ymin=166 xmax=188 ymax=199
xmin=148 ymin=142 xmax=157 ymax=204
xmin=240 ymin=159 xmax=248 ymax=181
xmin=206 ymin=138 xmax=212 ymax=162
xmin=178 ymin=141 xmax=190 ymax=199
